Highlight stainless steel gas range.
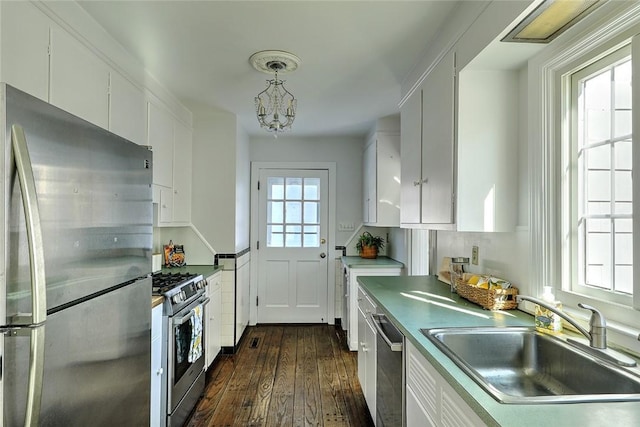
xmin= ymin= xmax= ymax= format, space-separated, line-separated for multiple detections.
xmin=152 ymin=272 xmax=209 ymax=427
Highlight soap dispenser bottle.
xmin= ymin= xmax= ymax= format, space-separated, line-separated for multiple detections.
xmin=535 ymin=286 xmax=563 ymax=334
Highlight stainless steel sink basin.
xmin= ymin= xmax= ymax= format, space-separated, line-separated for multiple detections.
xmin=422 ymin=327 xmax=640 ymax=404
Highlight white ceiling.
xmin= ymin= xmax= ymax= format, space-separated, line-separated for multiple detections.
xmin=76 ymin=1 xmax=460 ymax=137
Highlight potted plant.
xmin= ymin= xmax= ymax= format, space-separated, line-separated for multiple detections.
xmin=356 ymin=231 xmax=385 ymax=259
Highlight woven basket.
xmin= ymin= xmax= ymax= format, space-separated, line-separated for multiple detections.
xmin=359 ymin=245 xmax=378 ymax=259
xmin=455 ymin=276 xmax=519 ymax=310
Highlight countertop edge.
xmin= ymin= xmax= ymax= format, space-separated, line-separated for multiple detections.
xmin=341 ymin=255 xmax=404 ymax=269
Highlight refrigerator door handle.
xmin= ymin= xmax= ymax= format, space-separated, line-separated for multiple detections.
xmin=11 ymin=124 xmax=47 ymax=427
xmin=11 ymin=124 xmax=47 ymax=325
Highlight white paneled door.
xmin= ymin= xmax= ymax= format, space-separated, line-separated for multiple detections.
xmin=257 ymin=169 xmax=329 ymax=323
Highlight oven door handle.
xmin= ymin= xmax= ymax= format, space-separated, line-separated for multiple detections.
xmin=173 ymin=297 xmax=210 ymax=326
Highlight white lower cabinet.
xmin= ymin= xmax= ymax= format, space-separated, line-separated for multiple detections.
xmin=346 ymin=264 xmax=402 ymax=351
xmin=406 ymin=382 xmax=436 ymax=427
xmin=406 ymin=340 xmax=484 ymax=427
xmin=205 ymin=271 xmax=222 ymax=368
xmin=150 ymin=303 xmax=164 ymax=427
xmin=357 ymin=286 xmax=377 ymax=423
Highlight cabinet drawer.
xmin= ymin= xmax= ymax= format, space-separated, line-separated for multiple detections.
xmin=357 ymin=286 xmax=377 ymax=316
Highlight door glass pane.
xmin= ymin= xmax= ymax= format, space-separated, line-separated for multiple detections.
xmin=267 ymin=201 xmax=283 ymax=223
xmin=268 ymin=177 xmax=284 ymax=199
xmin=304 ymin=178 xmax=320 ymax=200
xmin=303 ymin=226 xmax=319 ymax=247
xmin=267 ymin=225 xmax=283 ymax=247
xmin=266 ymin=174 xmax=322 ymax=248
xmin=285 ymin=177 xmax=302 ymax=199
xmin=303 ymin=201 xmax=319 ymax=224
xmin=285 ymin=225 xmax=301 ymax=247
xmin=285 ymin=201 xmax=302 ymax=223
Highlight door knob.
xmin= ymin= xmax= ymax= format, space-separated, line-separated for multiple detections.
xmin=320 ymin=252 xmax=326 ymax=258
xmin=320 ymin=238 xmax=326 ymax=244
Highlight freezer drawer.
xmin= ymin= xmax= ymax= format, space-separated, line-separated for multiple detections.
xmin=2 ymin=278 xmax=151 ymax=426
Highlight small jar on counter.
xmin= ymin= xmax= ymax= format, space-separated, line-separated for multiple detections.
xmin=449 ymin=257 xmax=469 ymax=293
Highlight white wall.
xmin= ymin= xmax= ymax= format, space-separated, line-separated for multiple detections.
xmin=387 ymin=227 xmax=409 ymax=268
xmin=250 ymin=135 xmax=365 ymax=246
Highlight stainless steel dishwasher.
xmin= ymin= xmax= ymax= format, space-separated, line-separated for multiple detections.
xmin=372 ymin=313 xmax=404 ymax=427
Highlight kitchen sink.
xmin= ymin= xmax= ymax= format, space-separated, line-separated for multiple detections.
xmin=421 ymin=327 xmax=640 ymax=404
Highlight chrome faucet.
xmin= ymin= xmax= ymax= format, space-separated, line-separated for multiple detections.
xmin=517 ymin=295 xmax=636 ymax=367
xmin=517 ymin=296 xmax=604 ymax=347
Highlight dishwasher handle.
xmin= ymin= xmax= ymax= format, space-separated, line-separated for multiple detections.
xmin=372 ymin=313 xmax=403 ymax=352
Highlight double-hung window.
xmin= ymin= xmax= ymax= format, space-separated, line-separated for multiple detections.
xmin=565 ymin=45 xmax=633 ymax=307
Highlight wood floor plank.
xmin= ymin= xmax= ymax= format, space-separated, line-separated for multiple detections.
xmin=210 ymin=329 xmax=267 ymax=426
xmin=303 ymin=326 xmax=323 ymax=426
xmin=293 ymin=326 xmax=308 ymax=426
xmin=234 ymin=327 xmax=274 ymax=425
xmin=328 ymin=327 xmax=373 ymax=427
xmin=316 ymin=326 xmax=349 ymax=426
xmin=247 ymin=326 xmax=283 ymax=426
xmin=265 ymin=326 xmax=298 ymax=426
xmin=185 ymin=356 xmax=235 ymax=427
xmin=187 ymin=325 xmax=372 ymax=427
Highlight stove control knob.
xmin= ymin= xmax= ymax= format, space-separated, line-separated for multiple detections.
xmin=180 ymin=290 xmax=187 ymax=300
xmin=172 ymin=294 xmax=181 ymax=304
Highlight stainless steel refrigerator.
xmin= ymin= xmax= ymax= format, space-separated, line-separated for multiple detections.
xmin=0 ymin=84 xmax=153 ymax=426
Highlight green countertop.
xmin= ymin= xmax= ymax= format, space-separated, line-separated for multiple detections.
xmin=160 ymin=264 xmax=222 ymax=278
xmin=357 ymin=275 xmax=640 ymax=427
xmin=341 ymin=255 xmax=404 ymax=269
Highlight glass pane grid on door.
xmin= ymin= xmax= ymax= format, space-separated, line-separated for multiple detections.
xmin=266 ymin=176 xmax=321 ymax=248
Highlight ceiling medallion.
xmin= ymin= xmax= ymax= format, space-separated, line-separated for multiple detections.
xmin=249 ymin=50 xmax=301 ymax=137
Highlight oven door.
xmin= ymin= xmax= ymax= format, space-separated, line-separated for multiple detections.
xmin=167 ymin=295 xmax=209 ymax=412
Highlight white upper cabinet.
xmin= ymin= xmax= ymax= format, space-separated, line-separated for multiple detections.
xmin=172 ymin=121 xmax=193 ymax=224
xmin=148 ymin=101 xmax=174 ymax=189
xmin=400 ymin=90 xmax=423 ymax=225
xmin=400 ymin=1 xmax=529 ymax=232
xmin=0 ymin=1 xmax=50 ymax=101
xmin=364 ymin=126 xmax=401 ymax=227
xmin=457 ymin=68 xmax=518 ymax=232
xmin=149 ymin=100 xmax=193 ymax=226
xmin=49 ymin=26 xmax=110 ymax=129
xmin=109 ymin=72 xmax=146 ymax=145
xmin=363 ymin=140 xmax=377 ymax=224
xmin=400 ymin=48 xmax=518 ymax=232
xmin=421 ymin=50 xmax=456 ymax=226
xmin=400 ymin=50 xmax=456 ymax=229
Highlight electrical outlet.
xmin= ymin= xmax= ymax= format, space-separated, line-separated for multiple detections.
xmin=472 ymin=246 xmax=479 ymax=265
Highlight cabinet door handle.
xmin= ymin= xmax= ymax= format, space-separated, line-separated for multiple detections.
xmin=157 ymin=368 xmax=164 ymax=376
xmin=413 ymin=180 xmax=421 ymax=187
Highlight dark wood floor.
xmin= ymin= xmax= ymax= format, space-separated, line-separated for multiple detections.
xmin=186 ymin=324 xmax=374 ymax=427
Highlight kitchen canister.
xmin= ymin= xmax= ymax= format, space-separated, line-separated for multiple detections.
xmin=449 ymin=257 xmax=469 ymax=293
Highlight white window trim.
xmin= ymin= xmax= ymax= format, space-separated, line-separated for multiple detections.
xmin=567 ymin=45 xmax=633 ymax=306
xmin=529 ymin=1 xmax=640 ymax=350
